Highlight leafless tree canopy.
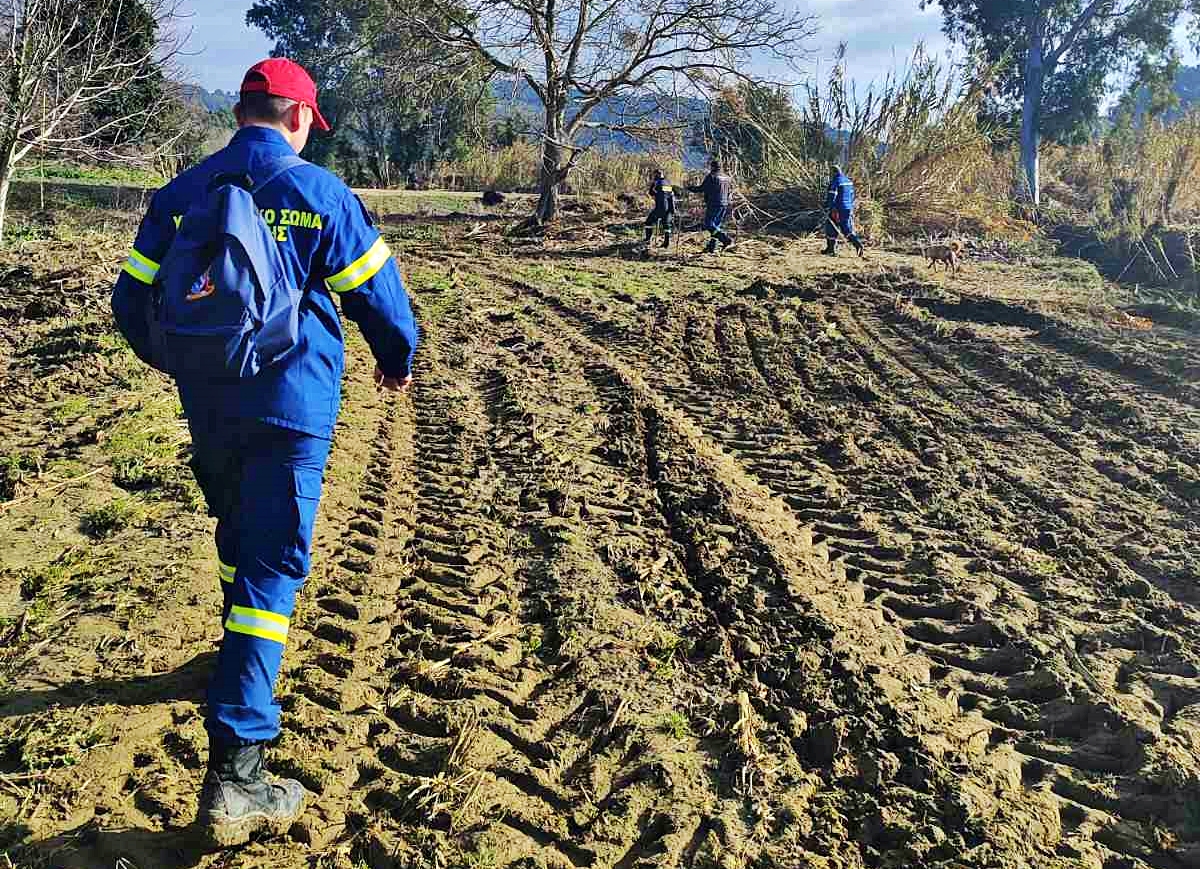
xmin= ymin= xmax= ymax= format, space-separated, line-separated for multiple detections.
xmin=0 ymin=0 xmax=184 ymax=238
xmin=401 ymin=0 xmax=817 ymax=220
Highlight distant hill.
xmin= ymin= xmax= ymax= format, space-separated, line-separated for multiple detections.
xmin=491 ymin=77 xmax=711 ymax=165
xmin=181 ymin=85 xmax=238 ymax=114
xmin=1129 ymin=65 xmax=1200 ymax=121
xmin=1168 ymin=66 xmax=1200 ymax=117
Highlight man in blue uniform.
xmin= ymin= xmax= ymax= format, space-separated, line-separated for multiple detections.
xmin=111 ymin=58 xmax=418 ymax=845
xmin=643 ymin=169 xmax=675 ymax=250
xmin=825 ymin=164 xmax=865 ymax=257
xmin=687 ymin=160 xmax=734 ymax=254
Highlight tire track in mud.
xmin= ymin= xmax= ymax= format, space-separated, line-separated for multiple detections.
xmin=818 ymin=304 xmax=1200 ymax=867
xmin=470 ymin=263 xmax=1200 ymax=869
xmin=896 ymin=290 xmax=1200 ymax=493
xmin=744 ymin=301 xmax=1200 ymax=869
xmin=1032 ymin=325 xmax=1200 ymax=411
xmin=448 ymin=261 xmax=1099 ymax=864
xmin=344 ymin=282 xmax=730 ymax=868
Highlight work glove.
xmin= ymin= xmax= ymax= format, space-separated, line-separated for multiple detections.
xmin=830 ymin=209 xmax=840 ymax=222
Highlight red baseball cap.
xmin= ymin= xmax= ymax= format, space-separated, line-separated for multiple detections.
xmin=240 ymin=58 xmax=331 ymax=131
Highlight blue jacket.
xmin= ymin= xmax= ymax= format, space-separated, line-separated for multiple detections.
xmin=112 ymin=126 xmax=418 ymax=439
xmin=827 ymin=171 xmax=855 ymax=213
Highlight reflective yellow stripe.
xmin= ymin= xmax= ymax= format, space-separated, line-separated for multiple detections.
xmin=218 ymin=561 xmax=235 ymax=584
xmin=122 ymin=248 xmax=160 ymax=285
xmin=326 ymin=237 xmax=391 ymax=293
xmin=129 ymin=248 xmax=159 ymax=271
xmin=226 ymin=621 xmax=289 ymax=644
xmin=226 ymin=605 xmax=289 ymax=645
xmin=230 ymin=605 xmax=288 ymax=626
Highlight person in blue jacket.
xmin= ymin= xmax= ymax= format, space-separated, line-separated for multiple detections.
xmin=643 ymin=169 xmax=675 ymax=250
xmin=111 ymin=58 xmax=418 ymax=845
xmin=825 ymin=164 xmax=865 ymax=257
xmin=687 ymin=160 xmax=734 ymax=254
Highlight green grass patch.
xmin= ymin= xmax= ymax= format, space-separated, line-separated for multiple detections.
xmin=16 ymin=550 xmax=99 ymax=603
xmin=14 ymin=161 xmax=164 ymax=188
xmin=1029 ymin=257 xmax=1105 ymax=290
xmin=358 ymin=190 xmax=488 ymax=217
xmin=408 ymin=266 xmax=461 ymax=326
xmin=662 ymin=711 xmax=693 ymax=741
xmin=0 ymin=451 xmax=42 ymax=501
xmin=392 ymin=223 xmax=447 ymax=243
xmin=80 ymin=498 xmax=140 ymax=540
xmin=0 ymin=710 xmax=104 ymax=772
xmin=50 ymin=395 xmax=92 ymax=424
xmin=103 ymin=395 xmax=187 ymax=492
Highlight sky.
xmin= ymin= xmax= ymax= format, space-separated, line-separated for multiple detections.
xmin=174 ymin=0 xmax=1195 ymax=96
xmin=173 ymin=0 xmax=274 ymax=92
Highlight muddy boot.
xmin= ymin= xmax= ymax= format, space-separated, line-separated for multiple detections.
xmin=661 ymin=232 xmax=671 ymax=250
xmin=704 ymin=237 xmax=717 ymax=254
xmin=642 ymin=227 xmax=653 ymax=251
xmin=823 ymin=238 xmax=837 ymax=256
xmin=197 ymin=742 xmax=306 ymax=847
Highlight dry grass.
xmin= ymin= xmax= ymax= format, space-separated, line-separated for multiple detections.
xmin=396 ymin=650 xmax=457 ymax=692
xmin=435 ymin=142 xmax=684 ymax=196
xmin=406 ymin=706 xmax=487 ymax=830
xmin=1046 ymin=110 xmax=1200 ymax=236
xmin=730 ymin=46 xmax=1022 ymax=240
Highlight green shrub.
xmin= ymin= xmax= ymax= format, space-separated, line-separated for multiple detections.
xmin=0 ymin=452 xmax=41 ymax=501
xmin=80 ymin=498 xmax=139 ymax=539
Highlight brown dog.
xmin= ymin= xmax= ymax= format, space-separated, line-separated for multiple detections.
xmin=924 ymin=240 xmax=963 ymax=274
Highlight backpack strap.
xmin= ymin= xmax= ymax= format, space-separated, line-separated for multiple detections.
xmin=252 ymin=155 xmax=307 ymax=196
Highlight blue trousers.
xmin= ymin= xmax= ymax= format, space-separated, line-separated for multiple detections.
xmin=703 ymin=206 xmax=732 ymax=246
xmin=187 ymin=416 xmax=330 ymax=746
xmin=826 ymin=210 xmax=861 ymax=243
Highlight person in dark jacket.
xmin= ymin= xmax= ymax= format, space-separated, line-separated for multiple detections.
xmin=643 ymin=169 xmax=675 ymax=250
xmin=111 ymin=58 xmax=418 ymax=846
xmin=687 ymin=160 xmax=734 ymax=253
xmin=825 ymin=164 xmax=865 ymax=257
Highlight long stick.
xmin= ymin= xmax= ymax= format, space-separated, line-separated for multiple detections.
xmin=821 ymin=206 xmax=850 ymax=243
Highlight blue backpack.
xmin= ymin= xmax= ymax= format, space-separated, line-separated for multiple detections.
xmin=146 ymin=155 xmax=306 ymax=380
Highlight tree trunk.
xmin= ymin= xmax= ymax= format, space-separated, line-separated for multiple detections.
xmin=535 ymin=150 xmax=561 ymax=223
xmin=1021 ymin=12 xmax=1046 ymax=206
xmin=0 ymin=172 xmax=11 ymax=246
xmin=0 ymin=141 xmax=16 ymax=245
xmin=535 ymin=108 xmax=566 ymax=224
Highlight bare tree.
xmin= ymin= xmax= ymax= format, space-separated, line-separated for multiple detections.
xmin=0 ymin=0 xmax=183 ymax=241
xmin=405 ymin=0 xmax=817 ymax=224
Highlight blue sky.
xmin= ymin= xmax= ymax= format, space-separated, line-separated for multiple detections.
xmin=173 ymin=1 xmax=273 ymax=92
xmin=174 ymin=0 xmax=1195 ymax=95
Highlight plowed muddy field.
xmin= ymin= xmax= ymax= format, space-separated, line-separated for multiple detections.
xmin=2 ymin=217 xmax=1199 ymax=869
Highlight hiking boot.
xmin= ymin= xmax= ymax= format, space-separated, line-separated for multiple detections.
xmin=661 ymin=233 xmax=671 ymax=250
xmin=823 ymin=240 xmax=838 ymax=256
xmin=197 ymin=743 xmax=306 ymax=847
xmin=704 ymin=238 xmax=717 ymax=254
